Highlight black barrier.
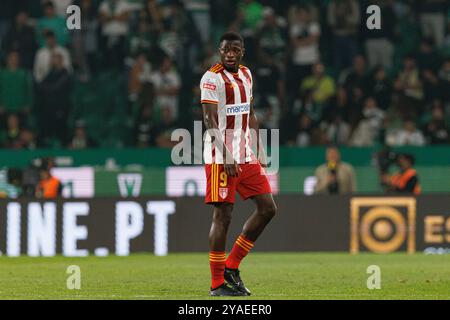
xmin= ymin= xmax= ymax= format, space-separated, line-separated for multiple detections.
xmin=0 ymin=195 xmax=449 ymax=256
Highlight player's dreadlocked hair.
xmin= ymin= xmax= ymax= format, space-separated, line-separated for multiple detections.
xmin=219 ymin=32 xmax=244 ymax=46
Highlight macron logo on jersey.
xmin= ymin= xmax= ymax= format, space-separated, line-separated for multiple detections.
xmin=226 ymin=103 xmax=250 ymax=115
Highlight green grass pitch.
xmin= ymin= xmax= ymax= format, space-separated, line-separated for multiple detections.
xmin=0 ymin=253 xmax=449 ymax=300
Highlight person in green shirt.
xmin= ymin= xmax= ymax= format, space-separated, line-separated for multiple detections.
xmin=300 ymin=62 xmax=336 ymax=105
xmin=0 ymin=51 xmax=33 ymax=117
xmin=234 ymin=0 xmax=263 ymax=33
xmin=36 ymin=1 xmax=69 ymax=47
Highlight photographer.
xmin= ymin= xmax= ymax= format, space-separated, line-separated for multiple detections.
xmin=314 ymin=146 xmax=356 ymax=194
xmin=35 ymin=166 xmax=62 ymax=199
xmin=381 ymin=153 xmax=421 ymax=195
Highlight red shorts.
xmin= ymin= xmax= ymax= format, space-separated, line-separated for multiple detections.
xmin=205 ymin=162 xmax=272 ymax=204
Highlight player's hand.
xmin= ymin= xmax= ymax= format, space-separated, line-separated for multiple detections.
xmin=259 ymin=158 xmax=269 ymax=168
xmin=224 ymin=161 xmax=240 ymax=177
xmin=258 ymin=148 xmax=268 ymax=168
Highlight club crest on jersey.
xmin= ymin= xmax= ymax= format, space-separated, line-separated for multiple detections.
xmin=219 ymin=187 xmax=228 ymax=199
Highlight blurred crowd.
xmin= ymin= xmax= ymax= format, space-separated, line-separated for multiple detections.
xmin=0 ymin=0 xmax=449 ymax=149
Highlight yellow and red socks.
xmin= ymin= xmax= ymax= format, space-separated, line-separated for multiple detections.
xmin=226 ymin=235 xmax=254 ymax=270
xmin=209 ymin=251 xmax=226 ymax=289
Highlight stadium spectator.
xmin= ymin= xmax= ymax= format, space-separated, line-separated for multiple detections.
xmin=0 ymin=51 xmax=33 ymax=121
xmin=158 ymin=0 xmax=200 ymax=63
xmin=134 ymin=102 xmax=154 ymax=148
xmin=68 ymin=120 xmax=96 ymax=149
xmin=314 ymin=146 xmax=356 ymax=194
xmin=254 ymin=53 xmax=285 ymax=107
xmin=36 ymin=52 xmax=72 ymax=146
xmin=349 ymin=120 xmax=374 ymax=147
xmin=255 ymin=6 xmax=288 ymax=68
xmin=150 ymin=56 xmax=181 ymax=119
xmin=0 ymin=0 xmax=16 ymax=55
xmin=325 ymin=86 xmax=350 ymax=123
xmin=417 ymin=38 xmax=441 ymax=73
xmin=0 ymin=113 xmax=36 ymax=150
xmin=231 ymin=0 xmax=263 ymax=37
xmin=419 ymin=0 xmax=448 ymax=48
xmin=254 ymin=95 xmax=281 ymax=130
xmin=17 ymin=127 xmax=37 ymax=150
xmin=72 ymin=0 xmax=100 ymax=80
xmin=292 ymin=89 xmax=322 ymax=123
xmin=140 ymin=0 xmax=163 ymax=35
xmin=327 ymin=0 xmax=360 ymax=70
xmin=288 ymin=5 xmax=321 ymax=94
xmin=98 ymin=0 xmax=131 ymax=69
xmin=293 ymin=113 xmax=314 ymax=147
xmin=422 ymin=68 xmax=441 ymax=104
xmin=349 ymin=97 xmax=385 ymax=146
xmin=381 ymin=153 xmax=421 ymax=195
xmin=36 ymin=1 xmax=69 ymax=47
xmin=35 ymin=166 xmax=62 ymax=199
xmin=128 ymin=52 xmax=152 ymax=102
xmin=368 ymin=66 xmax=392 ymax=111
xmin=437 ymin=58 xmax=450 ymax=103
xmin=387 ymin=120 xmax=426 ymax=146
xmin=323 ymin=114 xmax=351 ymax=146
xmin=126 ymin=20 xmax=154 ymax=60
xmin=362 ymin=0 xmax=396 ymax=70
xmin=394 ymin=55 xmax=424 ymax=120
xmin=423 ymin=104 xmax=449 ymax=144
xmin=300 ymin=62 xmax=336 ymax=105
xmin=0 ymin=113 xmax=22 ymax=148
xmin=338 ymin=55 xmax=369 ymax=96
xmin=1 ymin=12 xmax=37 ymax=70
xmin=34 ymin=31 xmax=72 ymax=83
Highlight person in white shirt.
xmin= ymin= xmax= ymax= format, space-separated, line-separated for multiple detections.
xmin=389 ymin=120 xmax=426 ymax=146
xmin=99 ymin=0 xmax=130 ymax=38
xmin=288 ymin=5 xmax=320 ymax=93
xmin=150 ymin=56 xmax=181 ymax=119
xmin=33 ymin=31 xmax=72 ymax=83
xmin=98 ymin=0 xmax=131 ymax=67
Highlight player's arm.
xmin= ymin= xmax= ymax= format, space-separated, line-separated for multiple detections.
xmin=249 ymin=100 xmax=268 ymax=167
xmin=202 ymin=103 xmax=239 ymax=177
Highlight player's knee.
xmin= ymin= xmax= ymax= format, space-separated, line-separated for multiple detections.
xmin=260 ymin=202 xmax=277 ymax=219
xmin=213 ymin=203 xmax=233 ymax=225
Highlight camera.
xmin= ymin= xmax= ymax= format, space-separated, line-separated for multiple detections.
xmin=375 ymin=147 xmax=398 ymax=174
xmin=6 ymin=157 xmax=54 ymax=197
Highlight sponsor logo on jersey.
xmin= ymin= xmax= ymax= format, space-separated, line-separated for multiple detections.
xmin=226 ymin=103 xmax=250 ymax=115
xmin=203 ymin=83 xmax=217 ymax=90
